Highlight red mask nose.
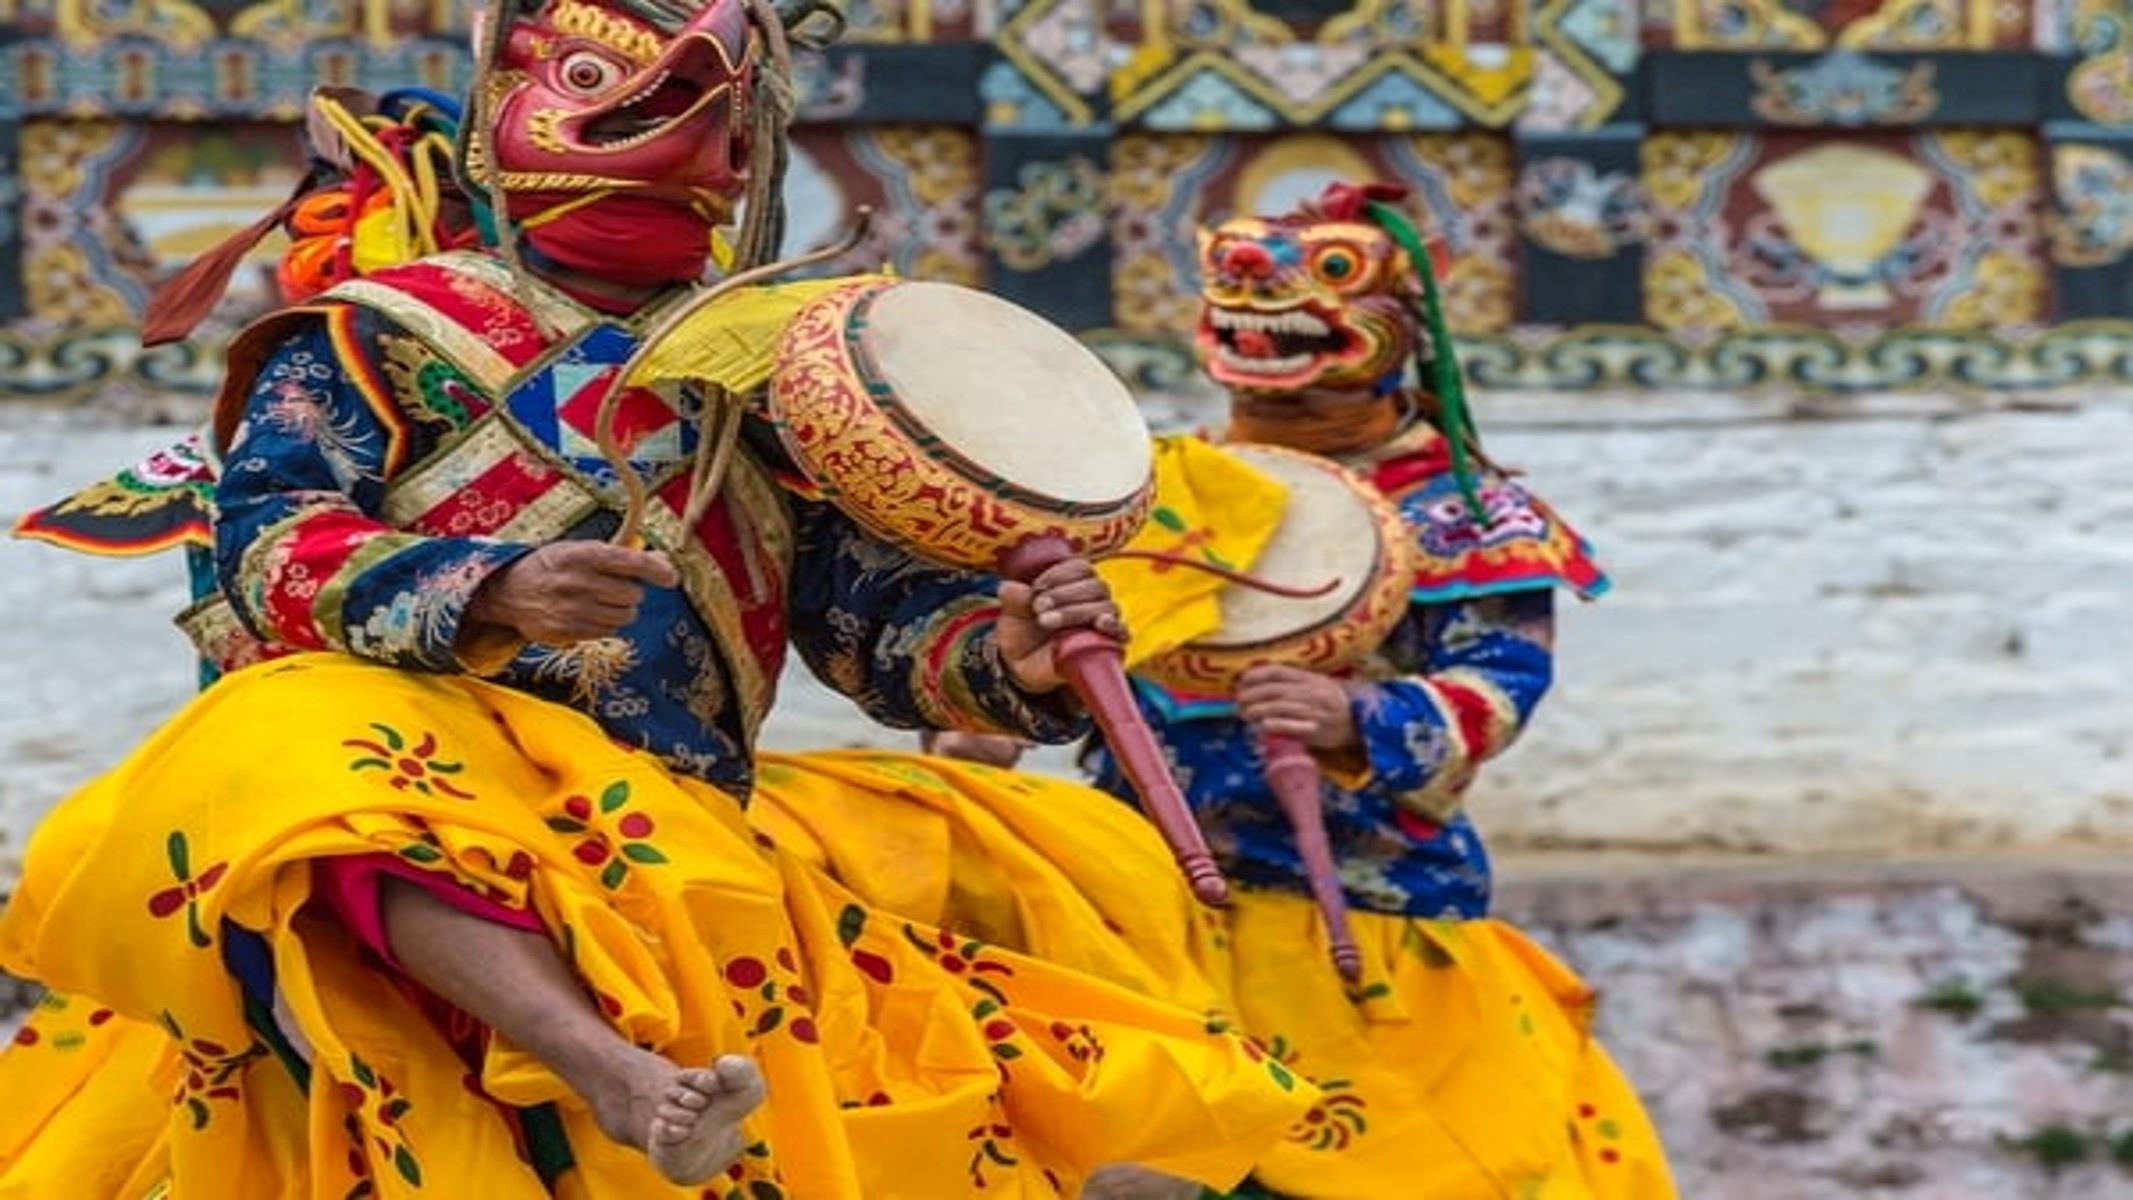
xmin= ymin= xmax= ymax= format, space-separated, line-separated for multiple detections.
xmin=1219 ymin=242 xmax=1275 ymax=280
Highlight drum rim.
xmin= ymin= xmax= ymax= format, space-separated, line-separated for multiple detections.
xmin=1140 ymin=441 xmax=1415 ymax=688
xmin=1192 ymin=537 xmax=1397 ymax=652
xmin=839 ymin=281 xmax=1151 ymax=519
xmin=1191 ymin=446 xmax=1394 ymax=651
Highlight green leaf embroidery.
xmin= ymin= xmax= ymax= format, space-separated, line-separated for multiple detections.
xmin=991 ymin=1043 xmax=1022 ymax=1061
xmin=349 ymin=1056 xmax=376 ymax=1088
xmin=399 ymin=844 xmax=444 ymax=864
xmin=837 ymin=904 xmax=866 ymax=949
xmin=621 ymin=843 xmax=667 ymax=865
xmin=167 ymin=831 xmax=191 ymax=879
xmin=600 ymin=859 xmax=629 ymax=890
xmin=186 ymin=1097 xmax=210 ymax=1130
xmin=599 ymin=781 xmax=630 ymax=813
xmin=545 ymin=817 xmax=587 ymax=834
xmin=1151 ymin=507 xmax=1187 ymax=533
xmin=371 ymin=724 xmax=404 ymax=752
xmin=394 ymin=1145 xmax=423 ymax=1186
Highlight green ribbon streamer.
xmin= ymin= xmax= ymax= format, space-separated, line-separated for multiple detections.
xmin=1364 ymin=199 xmax=1486 ymax=526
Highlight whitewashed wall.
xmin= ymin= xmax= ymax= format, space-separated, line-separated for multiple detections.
xmin=3 ymin=392 xmax=2131 ymax=881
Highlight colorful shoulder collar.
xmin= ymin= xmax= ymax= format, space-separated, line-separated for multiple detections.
xmin=210 ymin=251 xmax=594 ymax=453
xmin=1361 ymin=423 xmax=1609 ymax=604
xmin=13 ymin=431 xmax=217 ymax=558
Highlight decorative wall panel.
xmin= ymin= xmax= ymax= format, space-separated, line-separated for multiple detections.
xmin=1 ymin=0 xmax=2127 ymax=397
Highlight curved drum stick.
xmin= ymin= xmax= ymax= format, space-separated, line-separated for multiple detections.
xmin=1259 ymin=731 xmax=1363 ymax=981
xmin=1000 ymin=534 xmax=1229 ymax=906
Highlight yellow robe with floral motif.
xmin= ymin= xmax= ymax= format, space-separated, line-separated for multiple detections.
xmin=0 ymin=656 xmax=1315 ymax=1199
xmin=749 ymin=751 xmax=1675 ymax=1200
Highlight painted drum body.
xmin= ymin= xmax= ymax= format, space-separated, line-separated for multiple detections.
xmin=1141 ymin=442 xmax=1413 ymax=693
xmin=768 ymin=277 xmax=1155 ymax=570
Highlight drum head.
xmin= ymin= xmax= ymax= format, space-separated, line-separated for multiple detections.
xmin=861 ymin=282 xmax=1151 ymax=506
xmin=1201 ymin=445 xmax=1382 ymax=649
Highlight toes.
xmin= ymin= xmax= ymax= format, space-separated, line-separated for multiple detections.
xmin=665 ymin=1074 xmax=716 ymax=1116
xmin=663 ymin=1086 xmax=713 ymax=1113
xmin=655 ymin=1102 xmax=700 ymax=1130
xmin=643 ymin=1060 xmax=761 ymax=1187
xmin=709 ymin=1055 xmax=767 ymax=1107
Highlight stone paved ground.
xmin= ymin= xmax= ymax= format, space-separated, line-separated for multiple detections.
xmin=1505 ymin=854 xmax=2133 ymax=1200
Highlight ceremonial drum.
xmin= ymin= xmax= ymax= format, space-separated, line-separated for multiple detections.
xmin=1142 ymin=444 xmax=1416 ymax=980
xmin=766 ymin=277 xmax=1228 ymax=903
xmin=768 ymin=278 xmax=1154 ymax=571
xmin=1140 ymin=444 xmax=1414 ymax=696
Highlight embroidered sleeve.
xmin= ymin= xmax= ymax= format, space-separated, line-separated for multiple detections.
xmin=785 ymin=504 xmax=1086 ymax=742
xmin=1338 ymin=588 xmax=1555 ymax=822
xmin=213 ymin=320 xmax=534 ymax=673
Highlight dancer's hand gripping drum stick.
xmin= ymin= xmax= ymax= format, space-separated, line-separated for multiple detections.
xmin=1141 ymin=444 xmax=1419 ymax=980
xmin=763 ymin=278 xmax=1229 ymax=905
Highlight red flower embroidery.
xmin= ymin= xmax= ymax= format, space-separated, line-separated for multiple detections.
xmin=705 ymin=1140 xmax=785 ymax=1199
xmin=1047 ymin=1021 xmax=1105 ymax=1064
xmin=973 ymin=999 xmax=1021 ymax=1064
xmin=903 ymin=925 xmax=1015 ymax=1006
xmin=157 ymin=1009 xmax=266 ymax=1132
xmin=545 ymin=781 xmax=667 ymax=890
xmin=345 ymin=724 xmax=474 ymax=799
xmin=339 ymin=1053 xmax=423 ymax=1187
xmin=720 ymin=950 xmax=816 ymax=1039
xmin=834 ymin=904 xmax=896 ymax=983
xmin=966 ymin=1119 xmax=1022 ymax=1189
xmin=1235 ymin=1033 xmax=1300 ymax=1092
xmin=1575 ymin=1100 xmax=1628 ymax=1165
xmin=147 ymin=830 xmax=228 ymax=949
xmin=1288 ymin=1079 xmax=1368 ymax=1152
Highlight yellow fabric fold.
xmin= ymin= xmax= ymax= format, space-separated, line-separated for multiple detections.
xmin=748 ymin=750 xmax=1678 ymax=1199
xmin=1096 ymin=436 xmax=1289 ymax=669
xmin=0 ymin=655 xmax=1314 ymax=1199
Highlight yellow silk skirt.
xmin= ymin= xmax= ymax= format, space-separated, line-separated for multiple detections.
xmin=750 ymin=751 xmax=1677 ymax=1200
xmin=0 ymin=655 xmax=1313 ymax=1199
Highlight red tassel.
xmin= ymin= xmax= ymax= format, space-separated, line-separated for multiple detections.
xmin=138 ymin=199 xmax=303 ymax=347
xmin=1317 ymin=180 xmax=1410 ymax=222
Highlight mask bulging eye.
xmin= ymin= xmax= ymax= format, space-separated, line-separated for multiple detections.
xmin=558 ymin=50 xmax=624 ymax=96
xmin=1312 ymin=246 xmax=1361 ymax=284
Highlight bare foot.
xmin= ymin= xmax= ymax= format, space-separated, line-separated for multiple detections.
xmin=1084 ymin=1164 xmax=1203 ymax=1199
xmin=588 ymin=1049 xmax=766 ymax=1185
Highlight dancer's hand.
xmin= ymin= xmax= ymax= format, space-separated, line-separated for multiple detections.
xmin=924 ymin=731 xmax=1030 ymax=768
xmin=996 ymin=556 xmax=1127 ymax=693
xmin=465 ymin=542 xmax=679 ymax=646
xmin=1236 ymin=664 xmax=1360 ymax=750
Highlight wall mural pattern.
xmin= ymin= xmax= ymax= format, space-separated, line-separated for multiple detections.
xmin=2 ymin=0 xmax=2131 ymax=397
